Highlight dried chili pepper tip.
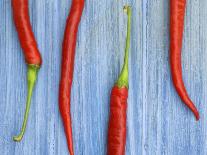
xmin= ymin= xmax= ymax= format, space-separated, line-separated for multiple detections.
xmin=116 ymin=5 xmax=131 ymax=89
xmin=195 ymin=112 xmax=199 ymax=121
xmin=193 ymin=108 xmax=199 ymax=121
xmin=13 ymin=64 xmax=40 ymax=142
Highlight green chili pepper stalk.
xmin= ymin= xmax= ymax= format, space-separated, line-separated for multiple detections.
xmin=116 ymin=5 xmax=131 ymax=88
xmin=13 ymin=64 xmax=40 ymax=142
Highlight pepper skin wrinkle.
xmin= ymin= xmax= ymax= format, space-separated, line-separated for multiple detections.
xmin=59 ymin=0 xmax=84 ymax=155
xmin=12 ymin=0 xmax=42 ymax=141
xmin=170 ymin=0 xmax=199 ymax=120
xmin=107 ymin=6 xmax=131 ymax=155
xmin=12 ymin=0 xmax=42 ymax=65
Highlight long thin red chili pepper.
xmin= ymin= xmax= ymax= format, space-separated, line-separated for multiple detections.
xmin=107 ymin=6 xmax=131 ymax=155
xmin=170 ymin=0 xmax=199 ymax=120
xmin=59 ymin=0 xmax=84 ymax=154
xmin=12 ymin=0 xmax=42 ymax=141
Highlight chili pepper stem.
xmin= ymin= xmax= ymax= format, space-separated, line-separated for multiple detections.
xmin=116 ymin=5 xmax=131 ymax=88
xmin=13 ymin=65 xmax=39 ymax=142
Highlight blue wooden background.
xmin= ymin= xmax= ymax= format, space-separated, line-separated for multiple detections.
xmin=1 ymin=0 xmax=207 ymax=154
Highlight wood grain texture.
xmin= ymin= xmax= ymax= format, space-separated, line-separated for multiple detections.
xmin=0 ymin=0 xmax=207 ymax=154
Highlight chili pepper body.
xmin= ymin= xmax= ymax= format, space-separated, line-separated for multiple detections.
xmin=107 ymin=6 xmax=131 ymax=155
xmin=108 ymin=86 xmax=128 ymax=155
xmin=12 ymin=0 xmax=42 ymax=65
xmin=59 ymin=0 xmax=84 ymax=155
xmin=12 ymin=0 xmax=42 ymax=141
xmin=170 ymin=0 xmax=199 ymax=120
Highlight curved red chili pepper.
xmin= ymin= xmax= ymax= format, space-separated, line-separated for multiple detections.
xmin=59 ymin=0 xmax=84 ymax=154
xmin=170 ymin=0 xmax=199 ymax=120
xmin=12 ymin=0 xmax=42 ymax=141
xmin=107 ymin=6 xmax=131 ymax=155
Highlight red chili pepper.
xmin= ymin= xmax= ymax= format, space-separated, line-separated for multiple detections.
xmin=12 ymin=0 xmax=42 ymax=65
xmin=59 ymin=0 xmax=84 ymax=155
xmin=170 ymin=0 xmax=199 ymax=120
xmin=107 ymin=6 xmax=131 ymax=155
xmin=12 ymin=0 xmax=42 ymax=141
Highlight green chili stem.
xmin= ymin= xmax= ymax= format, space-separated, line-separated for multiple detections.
xmin=116 ymin=5 xmax=132 ymax=88
xmin=13 ymin=65 xmax=39 ymax=142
